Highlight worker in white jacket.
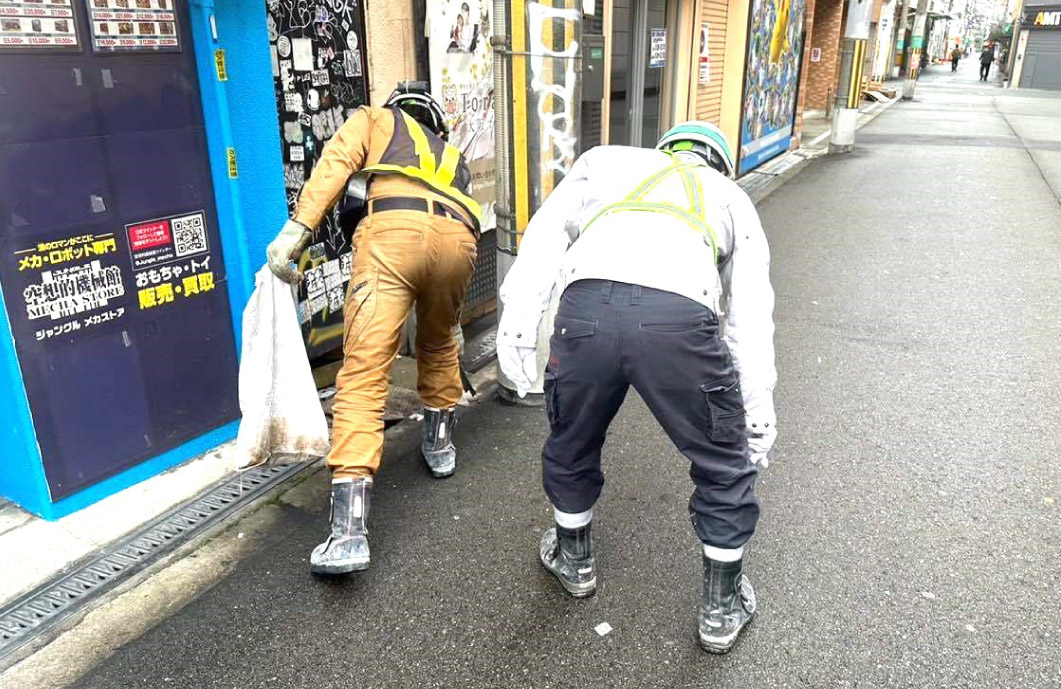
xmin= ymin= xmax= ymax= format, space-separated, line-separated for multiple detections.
xmin=496 ymin=122 xmax=777 ymax=654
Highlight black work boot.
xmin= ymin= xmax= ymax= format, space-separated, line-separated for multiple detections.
xmin=421 ymin=408 xmax=457 ymax=478
xmin=310 ymin=477 xmax=372 ymax=575
xmin=539 ymin=523 xmax=596 ymax=597
xmin=698 ymin=555 xmax=757 ymax=653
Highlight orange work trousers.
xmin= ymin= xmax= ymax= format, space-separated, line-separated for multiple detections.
xmin=326 ymin=208 xmax=477 ymax=478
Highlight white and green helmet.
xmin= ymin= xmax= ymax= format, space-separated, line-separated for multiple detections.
xmin=656 ymin=121 xmax=735 ymax=178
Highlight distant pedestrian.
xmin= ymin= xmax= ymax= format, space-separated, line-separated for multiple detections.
xmin=497 ymin=122 xmax=778 ymax=654
xmin=951 ymin=46 xmax=961 ymax=72
xmin=980 ymin=43 xmax=995 ymax=81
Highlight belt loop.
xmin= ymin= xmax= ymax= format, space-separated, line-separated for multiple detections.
xmin=631 ymin=285 xmax=642 ymax=305
xmin=600 ymin=281 xmax=613 ymax=304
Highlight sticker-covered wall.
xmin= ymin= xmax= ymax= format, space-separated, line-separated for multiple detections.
xmin=265 ymin=0 xmax=369 ymax=357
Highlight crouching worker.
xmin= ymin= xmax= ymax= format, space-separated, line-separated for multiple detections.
xmin=496 ymin=122 xmax=777 ymax=653
xmin=266 ymin=82 xmax=482 ymax=575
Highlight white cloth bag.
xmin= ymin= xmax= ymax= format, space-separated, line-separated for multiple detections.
xmin=234 ymin=266 xmax=330 ymax=468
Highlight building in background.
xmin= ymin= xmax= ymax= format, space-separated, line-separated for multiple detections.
xmin=1010 ymin=1 xmax=1061 ymax=89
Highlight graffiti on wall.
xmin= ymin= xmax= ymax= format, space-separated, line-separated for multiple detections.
xmin=527 ymin=2 xmax=580 ymax=183
xmin=266 ymin=0 xmax=369 ymax=356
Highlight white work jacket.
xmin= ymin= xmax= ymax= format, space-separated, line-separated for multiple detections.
xmin=498 ymin=145 xmax=777 ymax=429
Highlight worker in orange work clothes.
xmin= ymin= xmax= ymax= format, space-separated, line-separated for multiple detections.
xmin=265 ymin=82 xmax=482 ymax=575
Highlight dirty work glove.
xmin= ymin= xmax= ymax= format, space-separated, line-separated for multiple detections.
xmin=497 ymin=341 xmax=537 ymax=397
xmin=747 ymin=418 xmax=777 ymax=469
xmin=266 ymin=220 xmax=312 ymax=283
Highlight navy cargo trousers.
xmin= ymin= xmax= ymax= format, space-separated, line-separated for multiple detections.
xmin=542 ymin=280 xmax=760 ymax=549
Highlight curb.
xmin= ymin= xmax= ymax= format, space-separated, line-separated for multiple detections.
xmin=740 ymin=93 xmax=903 ymax=204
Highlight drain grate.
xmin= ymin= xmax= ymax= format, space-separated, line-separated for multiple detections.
xmin=0 ymin=461 xmax=309 ymax=664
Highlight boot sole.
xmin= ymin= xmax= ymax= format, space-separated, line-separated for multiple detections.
xmin=539 ymin=555 xmax=597 ymax=598
xmin=697 ymin=615 xmax=753 ymax=654
xmin=310 ymin=556 xmax=370 ymax=575
xmin=422 ymin=453 xmax=455 ymax=478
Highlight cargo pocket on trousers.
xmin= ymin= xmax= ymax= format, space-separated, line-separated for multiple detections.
xmin=343 ymin=267 xmax=377 ymax=347
xmin=701 ymin=379 xmax=746 ymax=444
xmin=544 ymin=372 xmax=559 ymax=428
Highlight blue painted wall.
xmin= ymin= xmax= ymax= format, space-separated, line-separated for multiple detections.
xmin=0 ymin=281 xmax=49 ymax=512
xmin=0 ymin=0 xmax=287 ymax=519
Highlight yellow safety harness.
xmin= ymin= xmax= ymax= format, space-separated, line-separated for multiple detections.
xmin=580 ymin=156 xmax=721 ymax=262
xmin=363 ymin=111 xmax=484 ymax=228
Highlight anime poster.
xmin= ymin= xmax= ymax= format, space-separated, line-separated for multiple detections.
xmin=738 ymin=0 xmax=806 ymax=174
xmin=428 ymin=0 xmax=495 ymax=230
xmin=266 ymin=0 xmax=369 ymax=357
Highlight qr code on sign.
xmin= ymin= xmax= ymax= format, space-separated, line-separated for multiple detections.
xmin=172 ymin=213 xmax=208 ymax=257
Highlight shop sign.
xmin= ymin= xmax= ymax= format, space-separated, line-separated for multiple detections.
xmin=0 ymin=0 xmax=80 ymax=51
xmin=86 ymin=0 xmax=180 ymax=53
xmin=699 ymin=23 xmax=710 ymax=83
xmin=5 ymin=232 xmax=128 ymax=343
xmin=649 ymin=28 xmax=666 ymax=68
xmin=738 ymin=0 xmax=808 ymax=174
xmin=428 ymin=0 xmax=496 ymax=222
xmin=1025 ymin=6 xmax=1061 ymax=28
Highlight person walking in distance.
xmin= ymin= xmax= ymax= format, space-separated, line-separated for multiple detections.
xmin=951 ymin=46 xmax=962 ymax=72
xmin=496 ymin=122 xmax=777 ymax=653
xmin=266 ymin=82 xmax=482 ymax=575
xmin=980 ymin=43 xmax=995 ymax=81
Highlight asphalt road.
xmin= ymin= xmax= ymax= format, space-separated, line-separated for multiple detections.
xmin=70 ymin=64 xmax=1061 ymax=688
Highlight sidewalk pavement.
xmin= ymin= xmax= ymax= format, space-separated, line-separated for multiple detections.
xmin=0 ymin=90 xmax=905 ymax=647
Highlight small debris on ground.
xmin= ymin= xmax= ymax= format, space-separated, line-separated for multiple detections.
xmin=594 ymin=622 xmax=613 ymax=637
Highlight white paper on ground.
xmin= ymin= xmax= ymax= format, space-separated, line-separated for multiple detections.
xmin=234 ymin=266 xmax=330 ymax=468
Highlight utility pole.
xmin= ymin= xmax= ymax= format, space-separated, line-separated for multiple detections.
xmin=830 ymin=0 xmax=875 ymax=153
xmin=894 ymin=0 xmax=912 ymax=77
xmin=493 ymin=0 xmax=583 ymax=403
xmin=902 ymin=0 xmax=931 ymax=99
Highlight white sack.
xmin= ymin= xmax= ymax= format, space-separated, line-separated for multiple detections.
xmin=235 ymin=266 xmax=330 ymax=467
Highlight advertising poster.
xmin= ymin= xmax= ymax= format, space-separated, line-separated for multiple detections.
xmin=0 ymin=0 xmax=79 ymax=50
xmin=86 ymin=0 xmax=180 ymax=53
xmin=738 ymin=0 xmax=807 ymax=175
xmin=267 ymin=0 xmax=369 ymax=357
xmin=428 ymin=0 xmax=495 ymax=230
xmin=7 ymin=233 xmax=127 ymax=343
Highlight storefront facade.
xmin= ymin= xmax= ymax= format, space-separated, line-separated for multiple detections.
xmin=0 ymin=0 xmax=376 ymax=519
xmin=590 ymin=0 xmax=810 ymax=174
xmin=1012 ymin=2 xmax=1061 ymax=90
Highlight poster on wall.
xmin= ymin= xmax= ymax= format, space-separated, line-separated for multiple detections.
xmin=267 ymin=0 xmax=369 ymax=357
xmin=86 ymin=0 xmax=180 ymax=53
xmin=738 ymin=0 xmax=806 ymax=174
xmin=5 ymin=233 xmax=128 ymax=343
xmin=428 ymin=0 xmax=495 ymax=230
xmin=0 ymin=0 xmax=80 ymax=50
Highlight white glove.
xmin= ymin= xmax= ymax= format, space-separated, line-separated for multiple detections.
xmin=747 ymin=419 xmax=777 ymax=469
xmin=497 ymin=341 xmax=537 ymax=397
xmin=266 ymin=220 xmax=312 ymax=284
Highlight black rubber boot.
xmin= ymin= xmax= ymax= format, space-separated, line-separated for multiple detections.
xmin=310 ymin=477 xmax=371 ymax=575
xmin=421 ymin=408 xmax=457 ymax=478
xmin=698 ymin=555 xmax=756 ymax=653
xmin=539 ymin=523 xmax=596 ymax=597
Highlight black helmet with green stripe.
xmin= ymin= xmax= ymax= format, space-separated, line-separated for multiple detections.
xmin=656 ymin=121 xmax=735 ymax=178
xmin=386 ymin=81 xmax=449 ymax=140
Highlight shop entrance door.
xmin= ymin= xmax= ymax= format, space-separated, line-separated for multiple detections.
xmin=609 ymin=0 xmax=679 ymax=147
xmin=0 ymin=0 xmax=238 ymax=500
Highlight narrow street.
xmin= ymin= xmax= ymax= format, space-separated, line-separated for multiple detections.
xmin=63 ymin=65 xmax=1061 ymax=687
